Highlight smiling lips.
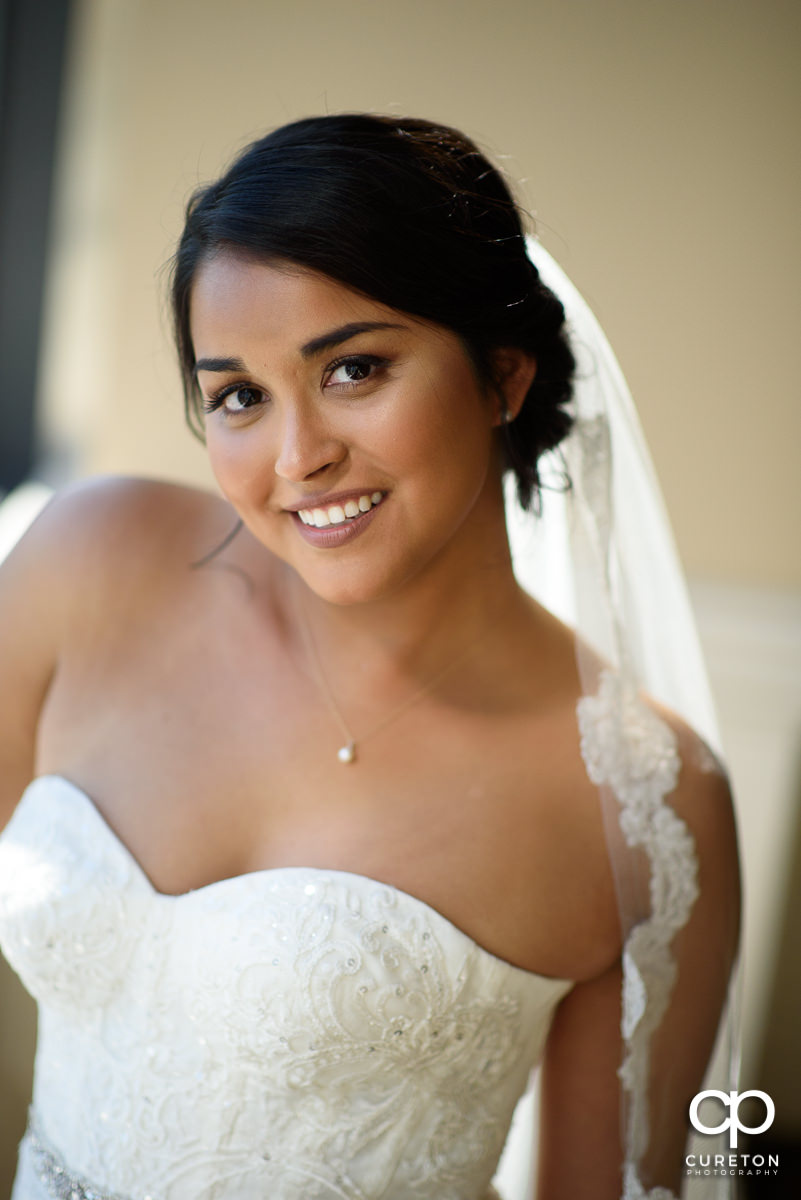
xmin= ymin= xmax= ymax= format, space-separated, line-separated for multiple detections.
xmin=289 ymin=490 xmax=386 ymax=549
xmin=297 ymin=491 xmax=384 ymax=528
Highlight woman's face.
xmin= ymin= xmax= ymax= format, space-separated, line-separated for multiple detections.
xmin=191 ymin=253 xmax=517 ymax=606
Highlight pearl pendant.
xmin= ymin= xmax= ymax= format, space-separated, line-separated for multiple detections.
xmin=337 ymin=742 xmax=356 ymax=764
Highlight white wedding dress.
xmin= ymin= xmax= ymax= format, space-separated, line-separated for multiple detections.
xmin=0 ymin=775 xmax=575 ymax=1200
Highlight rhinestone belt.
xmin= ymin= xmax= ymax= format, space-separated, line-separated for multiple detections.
xmin=23 ymin=1112 xmax=133 ymax=1200
xmin=22 ymin=1110 xmax=504 ymax=1200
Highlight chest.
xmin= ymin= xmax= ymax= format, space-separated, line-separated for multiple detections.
xmin=32 ymin=587 xmax=615 ymax=978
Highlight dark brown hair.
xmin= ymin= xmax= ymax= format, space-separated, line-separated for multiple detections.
xmin=171 ymin=113 xmax=574 ymax=512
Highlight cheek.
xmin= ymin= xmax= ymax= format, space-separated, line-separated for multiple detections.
xmin=205 ymin=430 xmax=273 ymax=507
xmin=394 ymin=378 xmax=493 ymax=494
xmin=383 ymin=364 xmax=489 ymax=459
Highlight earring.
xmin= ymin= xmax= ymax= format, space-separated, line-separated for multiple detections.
xmin=502 ymin=406 xmax=512 ymax=424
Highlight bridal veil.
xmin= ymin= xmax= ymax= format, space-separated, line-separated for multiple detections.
xmin=498 ymin=240 xmax=740 ymax=1200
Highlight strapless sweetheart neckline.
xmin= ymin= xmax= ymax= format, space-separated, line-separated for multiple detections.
xmin=17 ymin=773 xmax=572 ymax=990
xmin=2 ymin=773 xmax=574 ymax=1198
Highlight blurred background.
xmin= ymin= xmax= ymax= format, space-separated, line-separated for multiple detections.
xmin=0 ymin=0 xmax=799 ymax=1194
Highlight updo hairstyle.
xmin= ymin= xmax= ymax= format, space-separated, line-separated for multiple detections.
xmin=171 ymin=114 xmax=575 ymax=512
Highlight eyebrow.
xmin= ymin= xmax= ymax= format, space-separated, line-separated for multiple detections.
xmin=299 ymin=321 xmax=406 ymax=359
xmin=193 ymin=321 xmax=405 ymax=378
xmin=193 ymin=356 xmax=246 ymax=377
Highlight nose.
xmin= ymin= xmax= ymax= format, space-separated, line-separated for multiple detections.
xmin=273 ymin=402 xmax=347 ymax=483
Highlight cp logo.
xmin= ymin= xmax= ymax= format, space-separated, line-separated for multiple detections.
xmin=689 ymin=1090 xmax=775 ymax=1149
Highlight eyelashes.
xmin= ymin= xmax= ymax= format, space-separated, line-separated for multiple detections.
xmin=326 ymin=355 xmax=384 ymax=387
xmin=202 ymin=383 xmax=263 ymax=416
xmin=201 ymin=353 xmax=390 ymax=417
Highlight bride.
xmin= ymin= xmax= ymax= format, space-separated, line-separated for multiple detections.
xmin=0 ymin=114 xmax=739 ymax=1199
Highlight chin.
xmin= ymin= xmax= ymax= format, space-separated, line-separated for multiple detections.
xmin=292 ymin=563 xmax=399 ymax=608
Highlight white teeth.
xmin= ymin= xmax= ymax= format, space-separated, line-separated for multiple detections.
xmin=297 ymin=492 xmax=384 ymax=527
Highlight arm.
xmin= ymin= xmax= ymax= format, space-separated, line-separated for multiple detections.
xmin=0 ymin=474 xmax=228 ymax=831
xmin=0 ymin=476 xmax=176 ymax=829
xmin=0 ymin=490 xmax=72 ymax=828
xmin=536 ymin=738 xmax=740 ymax=1199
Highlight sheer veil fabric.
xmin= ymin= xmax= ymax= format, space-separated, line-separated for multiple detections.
xmin=500 ymin=243 xmax=739 ymax=1199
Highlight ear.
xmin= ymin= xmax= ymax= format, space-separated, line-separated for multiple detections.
xmin=489 ymin=347 xmax=537 ymax=427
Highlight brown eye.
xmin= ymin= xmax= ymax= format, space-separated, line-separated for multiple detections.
xmin=223 ymin=385 xmax=263 ymax=412
xmin=335 ymin=361 xmax=370 ymax=383
xmin=325 ymin=355 xmax=387 ymax=388
xmin=203 ymin=384 xmax=266 ymax=415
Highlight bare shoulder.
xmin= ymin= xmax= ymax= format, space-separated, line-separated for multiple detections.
xmin=0 ymin=476 xmax=230 ymax=825
xmin=508 ymin=602 xmax=740 ymax=977
xmin=5 ymin=472 xmax=221 ymax=546
xmin=656 ymin=702 xmax=741 ymax=959
xmin=47 ymin=475 xmax=256 ymax=645
xmin=33 ymin=476 xmax=236 ymax=600
xmin=580 ymin=672 xmax=740 ymax=960
xmin=524 ymin=604 xmax=739 ymax=887
xmin=28 ymin=473 xmax=228 ymax=568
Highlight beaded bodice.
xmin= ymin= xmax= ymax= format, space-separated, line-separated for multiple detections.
xmin=0 ymin=776 xmax=573 ymax=1200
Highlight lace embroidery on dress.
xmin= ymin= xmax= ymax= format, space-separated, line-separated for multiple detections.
xmin=578 ymin=669 xmax=700 ymax=1200
xmin=22 ymin=1109 xmax=506 ymax=1200
xmin=623 ymin=1162 xmax=681 ymax=1200
xmin=0 ymin=778 xmax=573 ymax=1199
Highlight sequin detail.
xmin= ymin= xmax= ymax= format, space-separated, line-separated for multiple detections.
xmin=25 ymin=1111 xmax=132 ymax=1200
xmin=0 ymin=778 xmax=574 ymax=1199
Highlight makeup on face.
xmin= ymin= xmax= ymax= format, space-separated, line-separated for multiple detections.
xmin=190 ymin=255 xmax=507 ymax=605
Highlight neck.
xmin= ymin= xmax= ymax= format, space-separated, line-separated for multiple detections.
xmin=282 ymin=472 xmax=524 ymax=688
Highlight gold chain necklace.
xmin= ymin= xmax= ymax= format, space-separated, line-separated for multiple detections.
xmin=297 ymin=600 xmax=488 ymax=765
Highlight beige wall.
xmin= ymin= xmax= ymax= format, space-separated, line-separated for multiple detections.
xmin=40 ymin=0 xmax=801 ymax=586
xmin=2 ymin=0 xmax=799 ymax=1191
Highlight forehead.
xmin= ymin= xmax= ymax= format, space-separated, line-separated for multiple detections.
xmin=190 ymin=252 xmax=403 ymax=351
